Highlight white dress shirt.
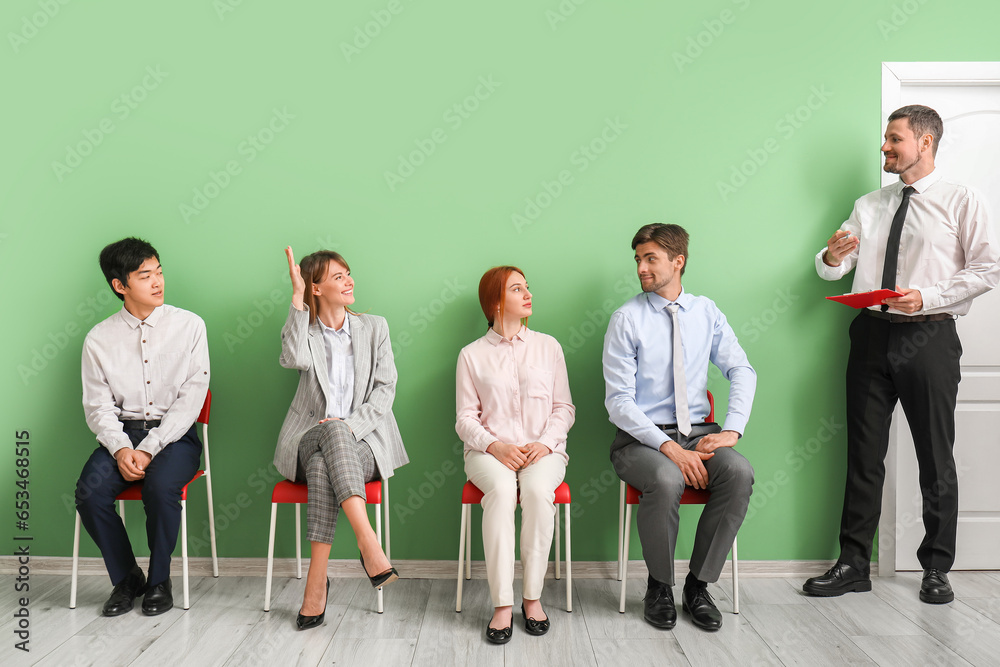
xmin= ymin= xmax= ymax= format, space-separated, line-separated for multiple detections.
xmin=82 ymin=304 xmax=210 ymax=458
xmin=318 ymin=314 xmax=354 ymax=420
xmin=815 ymin=170 xmax=1000 ymax=316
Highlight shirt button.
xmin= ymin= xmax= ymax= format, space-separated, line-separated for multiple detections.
xmin=142 ymin=340 xmax=146 ymax=343
xmin=144 ymin=360 xmax=148 ymax=363
xmin=147 ymin=381 xmax=150 ymax=384
xmin=149 ymin=402 xmax=153 ymax=406
xmin=145 ymin=412 xmax=150 ymax=416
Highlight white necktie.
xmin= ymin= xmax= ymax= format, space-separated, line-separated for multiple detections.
xmin=667 ymin=303 xmax=691 ymax=436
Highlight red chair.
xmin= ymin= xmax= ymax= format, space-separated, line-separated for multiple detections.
xmin=456 ymin=480 xmax=572 ymax=613
xmin=264 ymin=478 xmax=389 ymax=613
xmin=616 ymin=390 xmax=740 ymax=614
xmin=70 ymin=389 xmax=218 ymax=611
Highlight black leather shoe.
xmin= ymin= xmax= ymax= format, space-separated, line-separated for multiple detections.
xmin=141 ymin=578 xmax=173 ymax=616
xmin=643 ymin=581 xmax=677 ymax=630
xmin=486 ymin=621 xmax=513 ymax=644
xmin=521 ymin=602 xmax=550 ymax=636
xmin=296 ymin=578 xmax=330 ymax=630
xmin=920 ymin=569 xmax=954 ymax=604
xmin=802 ymin=563 xmax=872 ymax=597
xmin=360 ymin=553 xmax=399 ymax=589
xmin=682 ymin=582 xmax=722 ymax=631
xmin=102 ymin=566 xmax=146 ymax=617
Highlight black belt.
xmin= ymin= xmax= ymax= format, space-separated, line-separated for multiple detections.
xmin=864 ymin=310 xmax=954 ymax=324
xmin=654 ymin=422 xmax=716 ymax=431
xmin=121 ymin=419 xmax=161 ymax=431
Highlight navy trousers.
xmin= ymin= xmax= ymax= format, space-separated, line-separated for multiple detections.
xmin=75 ymin=424 xmax=202 ymax=587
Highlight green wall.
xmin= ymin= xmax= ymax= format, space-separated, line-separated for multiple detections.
xmin=2 ymin=0 xmax=997 ymax=564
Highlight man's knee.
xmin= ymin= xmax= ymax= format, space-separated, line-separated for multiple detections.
xmin=141 ymin=476 xmax=184 ymax=508
xmin=639 ymin=463 xmax=685 ymax=500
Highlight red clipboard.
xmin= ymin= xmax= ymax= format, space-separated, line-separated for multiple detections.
xmin=826 ymin=289 xmax=903 ymax=308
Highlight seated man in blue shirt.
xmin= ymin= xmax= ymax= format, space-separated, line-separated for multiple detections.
xmin=603 ymin=223 xmax=756 ymax=631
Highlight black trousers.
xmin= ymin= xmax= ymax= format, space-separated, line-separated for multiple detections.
xmin=839 ymin=310 xmax=962 ymax=573
xmin=76 ymin=424 xmax=202 ymax=587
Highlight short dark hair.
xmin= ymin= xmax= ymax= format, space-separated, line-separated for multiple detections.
xmin=631 ymin=223 xmax=689 ymax=275
xmin=99 ymin=237 xmax=159 ymax=301
xmin=888 ymin=105 xmax=943 ymax=156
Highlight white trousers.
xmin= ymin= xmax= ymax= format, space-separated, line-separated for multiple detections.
xmin=464 ymin=450 xmax=566 ymax=607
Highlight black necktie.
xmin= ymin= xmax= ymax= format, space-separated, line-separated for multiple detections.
xmin=880 ymin=185 xmax=915 ymax=311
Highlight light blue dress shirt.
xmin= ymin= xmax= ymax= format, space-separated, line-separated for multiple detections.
xmin=603 ymin=290 xmax=756 ymax=449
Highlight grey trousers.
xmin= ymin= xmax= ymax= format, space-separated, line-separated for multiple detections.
xmin=611 ymin=423 xmax=753 ymax=585
xmin=296 ymin=420 xmax=377 ymax=544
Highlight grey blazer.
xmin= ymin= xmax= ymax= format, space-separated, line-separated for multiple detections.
xmin=273 ymin=304 xmax=409 ymax=481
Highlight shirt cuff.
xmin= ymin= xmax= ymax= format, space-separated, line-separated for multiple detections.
xmin=103 ymin=435 xmax=132 ymax=458
xmin=136 ymin=435 xmax=163 ymax=458
xmin=815 ymin=248 xmax=845 ymax=280
xmin=720 ymin=418 xmax=747 ymax=437
xmin=917 ymin=285 xmax=940 ymax=312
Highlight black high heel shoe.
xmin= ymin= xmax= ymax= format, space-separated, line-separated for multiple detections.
xmin=296 ymin=578 xmax=330 ymax=630
xmin=360 ymin=553 xmax=399 ymax=589
xmin=521 ymin=602 xmax=550 ymax=636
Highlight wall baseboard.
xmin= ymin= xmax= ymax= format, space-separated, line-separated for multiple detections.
xmin=1 ymin=556 xmax=877 ymax=579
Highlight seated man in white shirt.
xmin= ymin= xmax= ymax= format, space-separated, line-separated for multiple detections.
xmin=75 ymin=238 xmax=210 ymax=616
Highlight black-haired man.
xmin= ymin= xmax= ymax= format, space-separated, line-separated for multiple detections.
xmin=805 ymin=105 xmax=999 ymax=603
xmin=76 ymin=237 xmax=209 ymax=616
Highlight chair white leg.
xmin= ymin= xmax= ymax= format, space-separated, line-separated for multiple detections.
xmin=295 ymin=503 xmax=302 ymax=580
xmin=204 ymin=471 xmax=219 ymax=578
xmin=617 ymin=481 xmax=625 ymax=581
xmin=383 ymin=480 xmax=391 ymax=561
xmin=181 ymin=499 xmax=190 ymax=610
xmin=465 ymin=506 xmax=472 ymax=580
xmin=70 ymin=512 xmax=81 ymax=608
xmin=375 ymin=498 xmax=384 ymax=614
xmin=619 ymin=503 xmax=632 ymax=614
xmin=564 ymin=503 xmax=572 ymax=612
xmin=264 ymin=502 xmax=278 ymax=611
xmin=554 ymin=505 xmax=561 ymax=580
xmin=732 ymin=536 xmax=739 ymax=615
xmin=119 ymin=499 xmax=125 ymax=524
xmin=456 ymin=504 xmax=468 ymax=612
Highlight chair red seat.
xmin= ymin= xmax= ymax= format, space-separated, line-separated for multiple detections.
xmin=115 ymin=470 xmax=207 ymax=501
xmin=271 ymin=479 xmax=382 ymax=505
xmin=624 ymin=484 xmax=711 ymax=505
xmin=460 ymin=480 xmax=571 ymax=505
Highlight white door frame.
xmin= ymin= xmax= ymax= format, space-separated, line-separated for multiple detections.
xmin=878 ymin=61 xmax=1000 ymax=575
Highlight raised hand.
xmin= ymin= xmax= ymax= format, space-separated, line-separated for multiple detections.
xmin=286 ymin=246 xmax=306 ymax=310
xmin=823 ymin=230 xmax=858 ymax=267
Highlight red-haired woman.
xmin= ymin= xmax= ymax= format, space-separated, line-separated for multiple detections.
xmin=274 ymin=247 xmax=408 ymax=630
xmin=456 ymin=266 xmax=575 ymax=644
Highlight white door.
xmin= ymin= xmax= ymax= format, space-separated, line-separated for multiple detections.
xmin=880 ymin=62 xmax=1000 ymax=572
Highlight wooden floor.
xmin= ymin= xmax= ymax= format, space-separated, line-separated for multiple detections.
xmin=5 ymin=571 xmax=1000 ymax=666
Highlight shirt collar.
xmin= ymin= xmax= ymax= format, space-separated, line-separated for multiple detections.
xmin=117 ymin=304 xmax=163 ymax=329
xmin=485 ymin=324 xmax=528 ymax=345
xmin=318 ymin=313 xmax=351 ymax=336
xmin=645 ymin=289 xmax=693 ymax=312
xmin=903 ymin=169 xmax=941 ymax=195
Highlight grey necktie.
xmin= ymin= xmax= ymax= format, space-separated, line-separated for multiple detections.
xmin=666 ymin=303 xmax=691 ymax=436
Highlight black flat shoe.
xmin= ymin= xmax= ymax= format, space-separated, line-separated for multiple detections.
xmin=486 ymin=621 xmax=513 ymax=644
xmin=141 ymin=578 xmax=173 ymax=616
xmin=802 ymin=562 xmax=872 ymax=597
xmin=920 ymin=569 xmax=954 ymax=604
xmin=521 ymin=602 xmax=550 ymax=636
xmin=102 ymin=566 xmax=146 ymax=617
xmin=360 ymin=553 xmax=399 ymax=589
xmin=296 ymin=578 xmax=330 ymax=630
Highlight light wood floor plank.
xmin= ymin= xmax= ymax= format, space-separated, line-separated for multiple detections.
xmin=577 ymin=578 xmax=680 ymax=640
xmin=804 ymin=588 xmax=925 ymax=636
xmin=948 ymin=571 xmax=1000 ymax=599
xmin=672 ymin=608 xmax=782 ymax=666
xmin=849 ymin=634 xmax=973 ymax=667
xmin=738 ymin=577 xmax=809 ymax=606
xmin=960 ymin=597 xmax=1000 ymax=625
xmin=333 ymin=579 xmax=432 ymax=639
xmin=410 ymin=579 xmax=503 ymax=667
xmin=320 ymin=638 xmax=416 ymax=665
xmin=740 ymin=603 xmax=875 ymax=665
xmin=502 ymin=579 xmax=598 ymax=667
xmin=30 ymin=633 xmax=156 ymax=667
xmin=591 ymin=638 xmax=689 ymax=667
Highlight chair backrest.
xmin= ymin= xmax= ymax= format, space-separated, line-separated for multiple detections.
xmin=198 ymin=389 xmax=212 ymax=475
xmin=197 ymin=388 xmax=212 ymax=425
xmin=707 ymin=390 xmax=714 ymax=423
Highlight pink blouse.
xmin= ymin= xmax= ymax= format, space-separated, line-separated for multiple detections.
xmin=456 ymin=326 xmax=575 ymax=463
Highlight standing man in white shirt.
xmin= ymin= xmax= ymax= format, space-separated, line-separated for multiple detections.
xmin=804 ymin=106 xmax=1000 ymax=604
xmin=604 ymin=223 xmax=756 ymax=631
xmin=75 ymin=238 xmax=210 ymax=616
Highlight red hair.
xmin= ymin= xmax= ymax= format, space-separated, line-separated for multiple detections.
xmin=479 ymin=265 xmax=526 ymax=330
